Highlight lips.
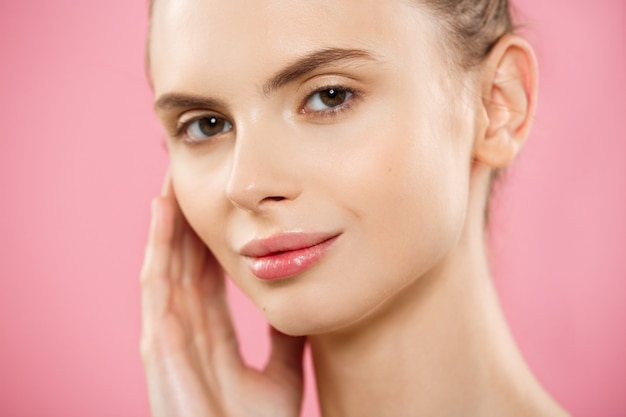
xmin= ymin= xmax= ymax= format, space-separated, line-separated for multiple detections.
xmin=240 ymin=232 xmax=340 ymax=280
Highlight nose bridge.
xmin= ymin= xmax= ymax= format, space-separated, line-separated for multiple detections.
xmin=225 ymin=117 xmax=300 ymax=211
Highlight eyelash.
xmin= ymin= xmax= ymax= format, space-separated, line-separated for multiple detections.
xmin=173 ymin=84 xmax=361 ymax=144
xmin=173 ymin=115 xmax=227 ymax=140
xmin=299 ymin=85 xmax=360 ymax=118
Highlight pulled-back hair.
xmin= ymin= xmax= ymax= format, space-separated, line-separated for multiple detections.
xmin=421 ymin=0 xmax=515 ymax=70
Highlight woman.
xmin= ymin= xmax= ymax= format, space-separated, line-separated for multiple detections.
xmin=140 ymin=0 xmax=570 ymax=415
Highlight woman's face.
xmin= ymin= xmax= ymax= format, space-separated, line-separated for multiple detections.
xmin=150 ymin=0 xmax=479 ymax=335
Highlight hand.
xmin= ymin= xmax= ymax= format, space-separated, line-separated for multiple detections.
xmin=140 ymin=174 xmax=306 ymax=417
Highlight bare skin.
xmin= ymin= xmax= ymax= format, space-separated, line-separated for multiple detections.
xmin=141 ymin=176 xmax=305 ymax=417
xmin=141 ymin=1 xmax=571 ymax=416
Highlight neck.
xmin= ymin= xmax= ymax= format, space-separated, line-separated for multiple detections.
xmin=308 ymin=167 xmax=567 ymax=417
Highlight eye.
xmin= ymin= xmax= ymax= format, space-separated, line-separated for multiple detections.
xmin=303 ymin=87 xmax=353 ymax=113
xmin=182 ymin=115 xmax=233 ymax=142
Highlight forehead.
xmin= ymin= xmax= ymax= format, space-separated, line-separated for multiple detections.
xmin=149 ymin=0 xmax=440 ymax=95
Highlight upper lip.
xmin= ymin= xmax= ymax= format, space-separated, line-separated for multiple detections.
xmin=239 ymin=231 xmax=340 ymax=258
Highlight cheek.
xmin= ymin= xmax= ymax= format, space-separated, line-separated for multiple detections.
xmin=339 ymin=110 xmax=469 ymax=290
xmin=344 ymin=104 xmax=467 ymax=232
xmin=169 ymin=152 xmax=231 ymax=252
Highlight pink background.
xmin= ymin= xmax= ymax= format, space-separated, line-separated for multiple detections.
xmin=1 ymin=0 xmax=624 ymax=416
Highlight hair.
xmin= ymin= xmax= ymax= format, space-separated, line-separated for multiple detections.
xmin=419 ymin=0 xmax=515 ymax=71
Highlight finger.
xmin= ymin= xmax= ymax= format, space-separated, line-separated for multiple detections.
xmin=264 ymin=327 xmax=306 ymax=383
xmin=159 ymin=171 xmax=185 ymax=281
xmin=174 ymin=221 xmax=240 ymax=367
xmin=177 ymin=225 xmax=212 ymax=345
xmin=180 ymin=224 xmax=208 ymax=285
xmin=141 ymin=196 xmax=176 ymax=283
xmin=167 ymin=213 xmax=184 ymax=283
xmin=196 ymin=266 xmax=242 ymax=369
xmin=140 ymin=197 xmax=177 ymax=336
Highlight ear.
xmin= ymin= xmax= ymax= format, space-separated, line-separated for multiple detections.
xmin=475 ymin=35 xmax=538 ymax=168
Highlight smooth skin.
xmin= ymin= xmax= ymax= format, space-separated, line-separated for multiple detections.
xmin=141 ymin=177 xmax=305 ymax=417
xmin=141 ymin=0 xmax=570 ymax=416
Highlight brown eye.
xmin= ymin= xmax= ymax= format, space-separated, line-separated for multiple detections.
xmin=304 ymin=87 xmax=353 ymax=112
xmin=319 ymin=88 xmax=348 ymax=107
xmin=184 ymin=116 xmax=233 ymax=142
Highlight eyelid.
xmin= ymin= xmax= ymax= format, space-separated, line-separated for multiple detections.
xmin=174 ymin=113 xmax=205 ymax=137
xmin=299 ymin=84 xmax=363 ymax=118
xmin=173 ymin=111 xmax=232 ymax=141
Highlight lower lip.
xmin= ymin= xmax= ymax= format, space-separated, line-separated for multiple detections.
xmin=247 ymin=235 xmax=339 ymax=280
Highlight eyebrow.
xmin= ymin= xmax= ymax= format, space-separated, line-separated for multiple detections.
xmin=154 ymin=94 xmax=225 ymax=112
xmin=154 ymin=47 xmax=378 ymax=111
xmin=262 ymin=47 xmax=377 ymax=94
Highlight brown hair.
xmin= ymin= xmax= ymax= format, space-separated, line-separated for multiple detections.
xmin=420 ymin=0 xmax=515 ymax=71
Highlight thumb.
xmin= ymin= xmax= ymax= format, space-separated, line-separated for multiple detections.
xmin=264 ymin=327 xmax=306 ymax=384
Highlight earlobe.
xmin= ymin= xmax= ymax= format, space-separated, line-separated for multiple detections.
xmin=475 ymin=35 xmax=538 ymax=168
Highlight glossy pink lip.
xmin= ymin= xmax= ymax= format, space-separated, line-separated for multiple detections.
xmin=240 ymin=232 xmax=340 ymax=280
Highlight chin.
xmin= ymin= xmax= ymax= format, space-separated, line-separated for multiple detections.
xmin=264 ymin=312 xmax=353 ymax=337
xmin=252 ymin=279 xmax=400 ymax=337
xmin=244 ymin=285 xmax=352 ymax=337
xmin=256 ymin=297 xmax=342 ymax=337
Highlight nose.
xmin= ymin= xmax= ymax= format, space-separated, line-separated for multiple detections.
xmin=225 ymin=123 xmax=302 ymax=212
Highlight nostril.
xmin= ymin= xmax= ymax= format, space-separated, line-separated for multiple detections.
xmin=263 ymin=196 xmax=286 ymax=202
